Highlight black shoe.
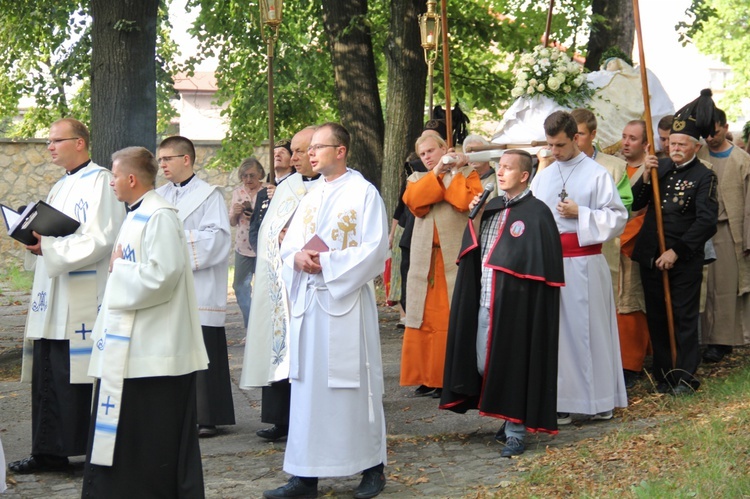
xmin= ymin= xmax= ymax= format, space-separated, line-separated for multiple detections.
xmin=703 ymin=345 xmax=732 ymax=363
xmin=623 ymin=369 xmax=640 ymax=389
xmin=263 ymin=476 xmax=318 ymax=499
xmin=413 ymin=385 xmax=435 ymax=397
xmin=671 ymin=383 xmax=696 ymax=396
xmin=494 ymin=424 xmax=507 ymax=444
xmin=8 ymin=454 xmax=69 ymax=474
xmin=198 ymin=425 xmax=217 ymax=438
xmin=256 ymin=424 xmax=289 ymax=442
xmin=354 ymin=465 xmax=386 ymax=499
xmin=431 ymin=388 xmax=443 ymax=399
xmin=655 ymin=382 xmax=671 ymax=394
xmin=500 ymin=436 xmax=525 ymax=458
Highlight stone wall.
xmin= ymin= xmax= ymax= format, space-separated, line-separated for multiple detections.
xmin=0 ymin=138 xmax=269 ymax=262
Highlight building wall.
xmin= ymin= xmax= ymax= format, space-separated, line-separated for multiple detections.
xmin=177 ymin=93 xmax=229 ymax=141
xmin=0 ymin=138 xmax=269 ymax=262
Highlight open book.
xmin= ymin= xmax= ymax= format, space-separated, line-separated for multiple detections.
xmin=1 ymin=201 xmax=80 ymax=246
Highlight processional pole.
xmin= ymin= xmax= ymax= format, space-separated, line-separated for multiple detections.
xmin=633 ymin=0 xmax=677 ymax=369
xmin=440 ymin=0 xmax=453 ymax=147
xmin=419 ymin=0 xmax=441 ymax=122
xmin=542 ymin=0 xmax=554 ymax=47
xmin=260 ymin=0 xmax=283 ymax=185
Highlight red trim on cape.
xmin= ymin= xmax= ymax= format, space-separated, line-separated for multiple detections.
xmin=457 ymin=219 xmax=479 ymax=262
xmin=560 ymin=232 xmax=602 ymax=257
xmin=478 ymin=411 xmax=559 ymax=435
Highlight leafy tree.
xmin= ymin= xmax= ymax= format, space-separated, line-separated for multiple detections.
xmin=680 ymin=0 xmax=750 ymax=120
xmin=0 ymin=0 xmax=177 ymax=162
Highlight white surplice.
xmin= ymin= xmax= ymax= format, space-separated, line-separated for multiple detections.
xmin=156 ymin=177 xmax=230 ymax=327
xmin=240 ymin=173 xmax=321 ymax=388
xmin=23 ymin=162 xmax=125 ymax=383
xmin=531 ymin=152 xmax=629 ymax=414
xmin=279 ymin=169 xmax=388 ymax=477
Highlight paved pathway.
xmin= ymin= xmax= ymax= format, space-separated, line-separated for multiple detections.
xmin=0 ymin=285 xmax=650 ymax=498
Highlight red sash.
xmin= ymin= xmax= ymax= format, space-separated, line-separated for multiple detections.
xmin=560 ymin=232 xmax=602 ymax=257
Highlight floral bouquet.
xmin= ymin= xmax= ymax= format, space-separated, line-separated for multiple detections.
xmin=510 ymin=45 xmax=593 ymax=107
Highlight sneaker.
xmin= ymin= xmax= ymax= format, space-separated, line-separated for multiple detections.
xmin=557 ymin=412 xmax=572 ymax=425
xmin=591 ymin=410 xmax=613 ymax=421
xmin=500 ymin=436 xmax=525 ymax=458
xmin=256 ymin=424 xmax=289 ymax=441
xmin=494 ymin=424 xmax=507 ymax=444
xmin=263 ymin=476 xmax=318 ymax=499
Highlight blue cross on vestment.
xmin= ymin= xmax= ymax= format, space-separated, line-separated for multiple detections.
xmin=122 ymin=244 xmax=136 ymax=262
xmin=101 ymin=396 xmax=115 ymax=415
xmin=75 ymin=323 xmax=91 ymax=340
xmin=75 ymin=198 xmax=89 ymax=223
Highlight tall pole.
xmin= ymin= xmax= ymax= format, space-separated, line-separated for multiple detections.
xmin=542 ymin=0 xmax=555 ymax=47
xmin=440 ymin=0 xmax=452 ymax=147
xmin=633 ymin=0 xmax=677 ymax=369
xmin=428 ymin=63 xmax=434 ymax=120
xmin=267 ymin=41 xmax=276 ymax=184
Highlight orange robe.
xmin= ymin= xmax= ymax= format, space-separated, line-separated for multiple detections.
xmin=617 ymin=165 xmax=651 ymax=371
xmin=400 ymin=170 xmax=483 ymax=388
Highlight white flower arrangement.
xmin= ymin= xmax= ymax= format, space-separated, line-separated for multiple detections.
xmin=510 ymin=45 xmax=593 ymax=107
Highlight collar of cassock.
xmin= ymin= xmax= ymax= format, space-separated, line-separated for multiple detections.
xmin=174 ymin=173 xmax=195 ymax=187
xmin=66 ymin=160 xmax=91 ymax=176
xmin=126 ymin=193 xmax=148 ymax=213
xmin=303 ymin=173 xmax=321 ymax=182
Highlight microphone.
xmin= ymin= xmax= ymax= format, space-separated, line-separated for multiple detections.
xmin=468 ymin=184 xmax=494 ymax=220
xmin=441 ymin=150 xmax=503 ymax=165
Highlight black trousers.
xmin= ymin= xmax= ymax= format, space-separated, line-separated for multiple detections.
xmin=31 ymin=339 xmax=92 ymax=457
xmin=640 ymin=257 xmax=703 ymax=388
xmin=399 ymin=247 xmax=410 ymax=311
xmin=261 ymin=378 xmax=291 ymax=426
xmin=196 ymin=326 xmax=236 ymax=426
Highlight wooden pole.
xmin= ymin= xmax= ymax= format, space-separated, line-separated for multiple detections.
xmin=440 ymin=0 xmax=452 ymax=147
xmin=633 ymin=0 xmax=677 ymax=369
xmin=542 ymin=0 xmax=554 ymax=47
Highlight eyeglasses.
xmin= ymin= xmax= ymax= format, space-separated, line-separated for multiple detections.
xmin=241 ymin=173 xmax=259 ymax=180
xmin=46 ymin=137 xmax=80 ymax=146
xmin=157 ymin=155 xmax=185 ymax=164
xmin=307 ymin=144 xmax=340 ymax=153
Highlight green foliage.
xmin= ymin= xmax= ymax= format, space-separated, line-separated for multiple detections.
xmin=687 ymin=0 xmax=750 ymax=120
xmin=0 ymin=0 xmax=179 ymax=139
xmin=185 ymin=0 xmax=338 ymax=169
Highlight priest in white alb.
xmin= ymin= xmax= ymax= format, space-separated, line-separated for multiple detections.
xmin=83 ymin=147 xmax=208 ymax=497
xmin=263 ymin=123 xmax=388 ymax=499
xmin=10 ymin=119 xmax=125 ymax=474
xmin=530 ymin=111 xmax=628 ymax=424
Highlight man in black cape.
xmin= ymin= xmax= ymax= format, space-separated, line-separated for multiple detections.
xmin=440 ymin=149 xmax=564 ymax=457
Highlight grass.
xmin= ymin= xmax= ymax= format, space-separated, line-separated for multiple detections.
xmin=488 ymin=351 xmax=750 ymax=498
xmin=0 ymin=264 xmax=33 ymax=294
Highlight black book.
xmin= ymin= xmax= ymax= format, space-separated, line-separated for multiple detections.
xmin=1 ymin=201 xmax=81 ymax=246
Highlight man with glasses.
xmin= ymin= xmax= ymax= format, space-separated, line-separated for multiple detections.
xmin=241 ymin=126 xmax=321 ymax=444
xmin=155 ymin=136 xmax=234 ymax=437
xmin=9 ymin=119 xmax=125 ymax=474
xmin=264 ymin=122 xmax=388 ymax=499
xmin=698 ymin=108 xmax=750 ymax=364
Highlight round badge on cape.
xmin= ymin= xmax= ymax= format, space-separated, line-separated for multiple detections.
xmin=510 ymin=220 xmax=525 ymax=237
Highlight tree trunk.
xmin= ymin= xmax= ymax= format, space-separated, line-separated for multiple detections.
xmin=321 ymin=0 xmax=384 ymax=188
xmin=382 ymin=0 xmax=427 ymax=220
xmin=585 ymin=0 xmax=635 ymax=71
xmin=90 ymin=0 xmax=159 ymax=167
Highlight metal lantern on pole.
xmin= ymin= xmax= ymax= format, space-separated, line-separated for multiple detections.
xmin=419 ymin=0 xmax=440 ymax=121
xmin=259 ymin=0 xmax=283 ymax=184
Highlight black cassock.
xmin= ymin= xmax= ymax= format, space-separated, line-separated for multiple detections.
xmin=439 ymin=194 xmax=564 ymax=434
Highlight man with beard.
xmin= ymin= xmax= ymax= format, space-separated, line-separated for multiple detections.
xmin=631 ymin=90 xmax=719 ymax=395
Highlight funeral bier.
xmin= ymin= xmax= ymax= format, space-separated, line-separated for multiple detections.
xmin=1 ymin=201 xmax=80 ymax=245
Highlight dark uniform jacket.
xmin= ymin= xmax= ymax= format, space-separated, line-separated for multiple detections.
xmin=631 ymin=156 xmax=718 ymax=268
